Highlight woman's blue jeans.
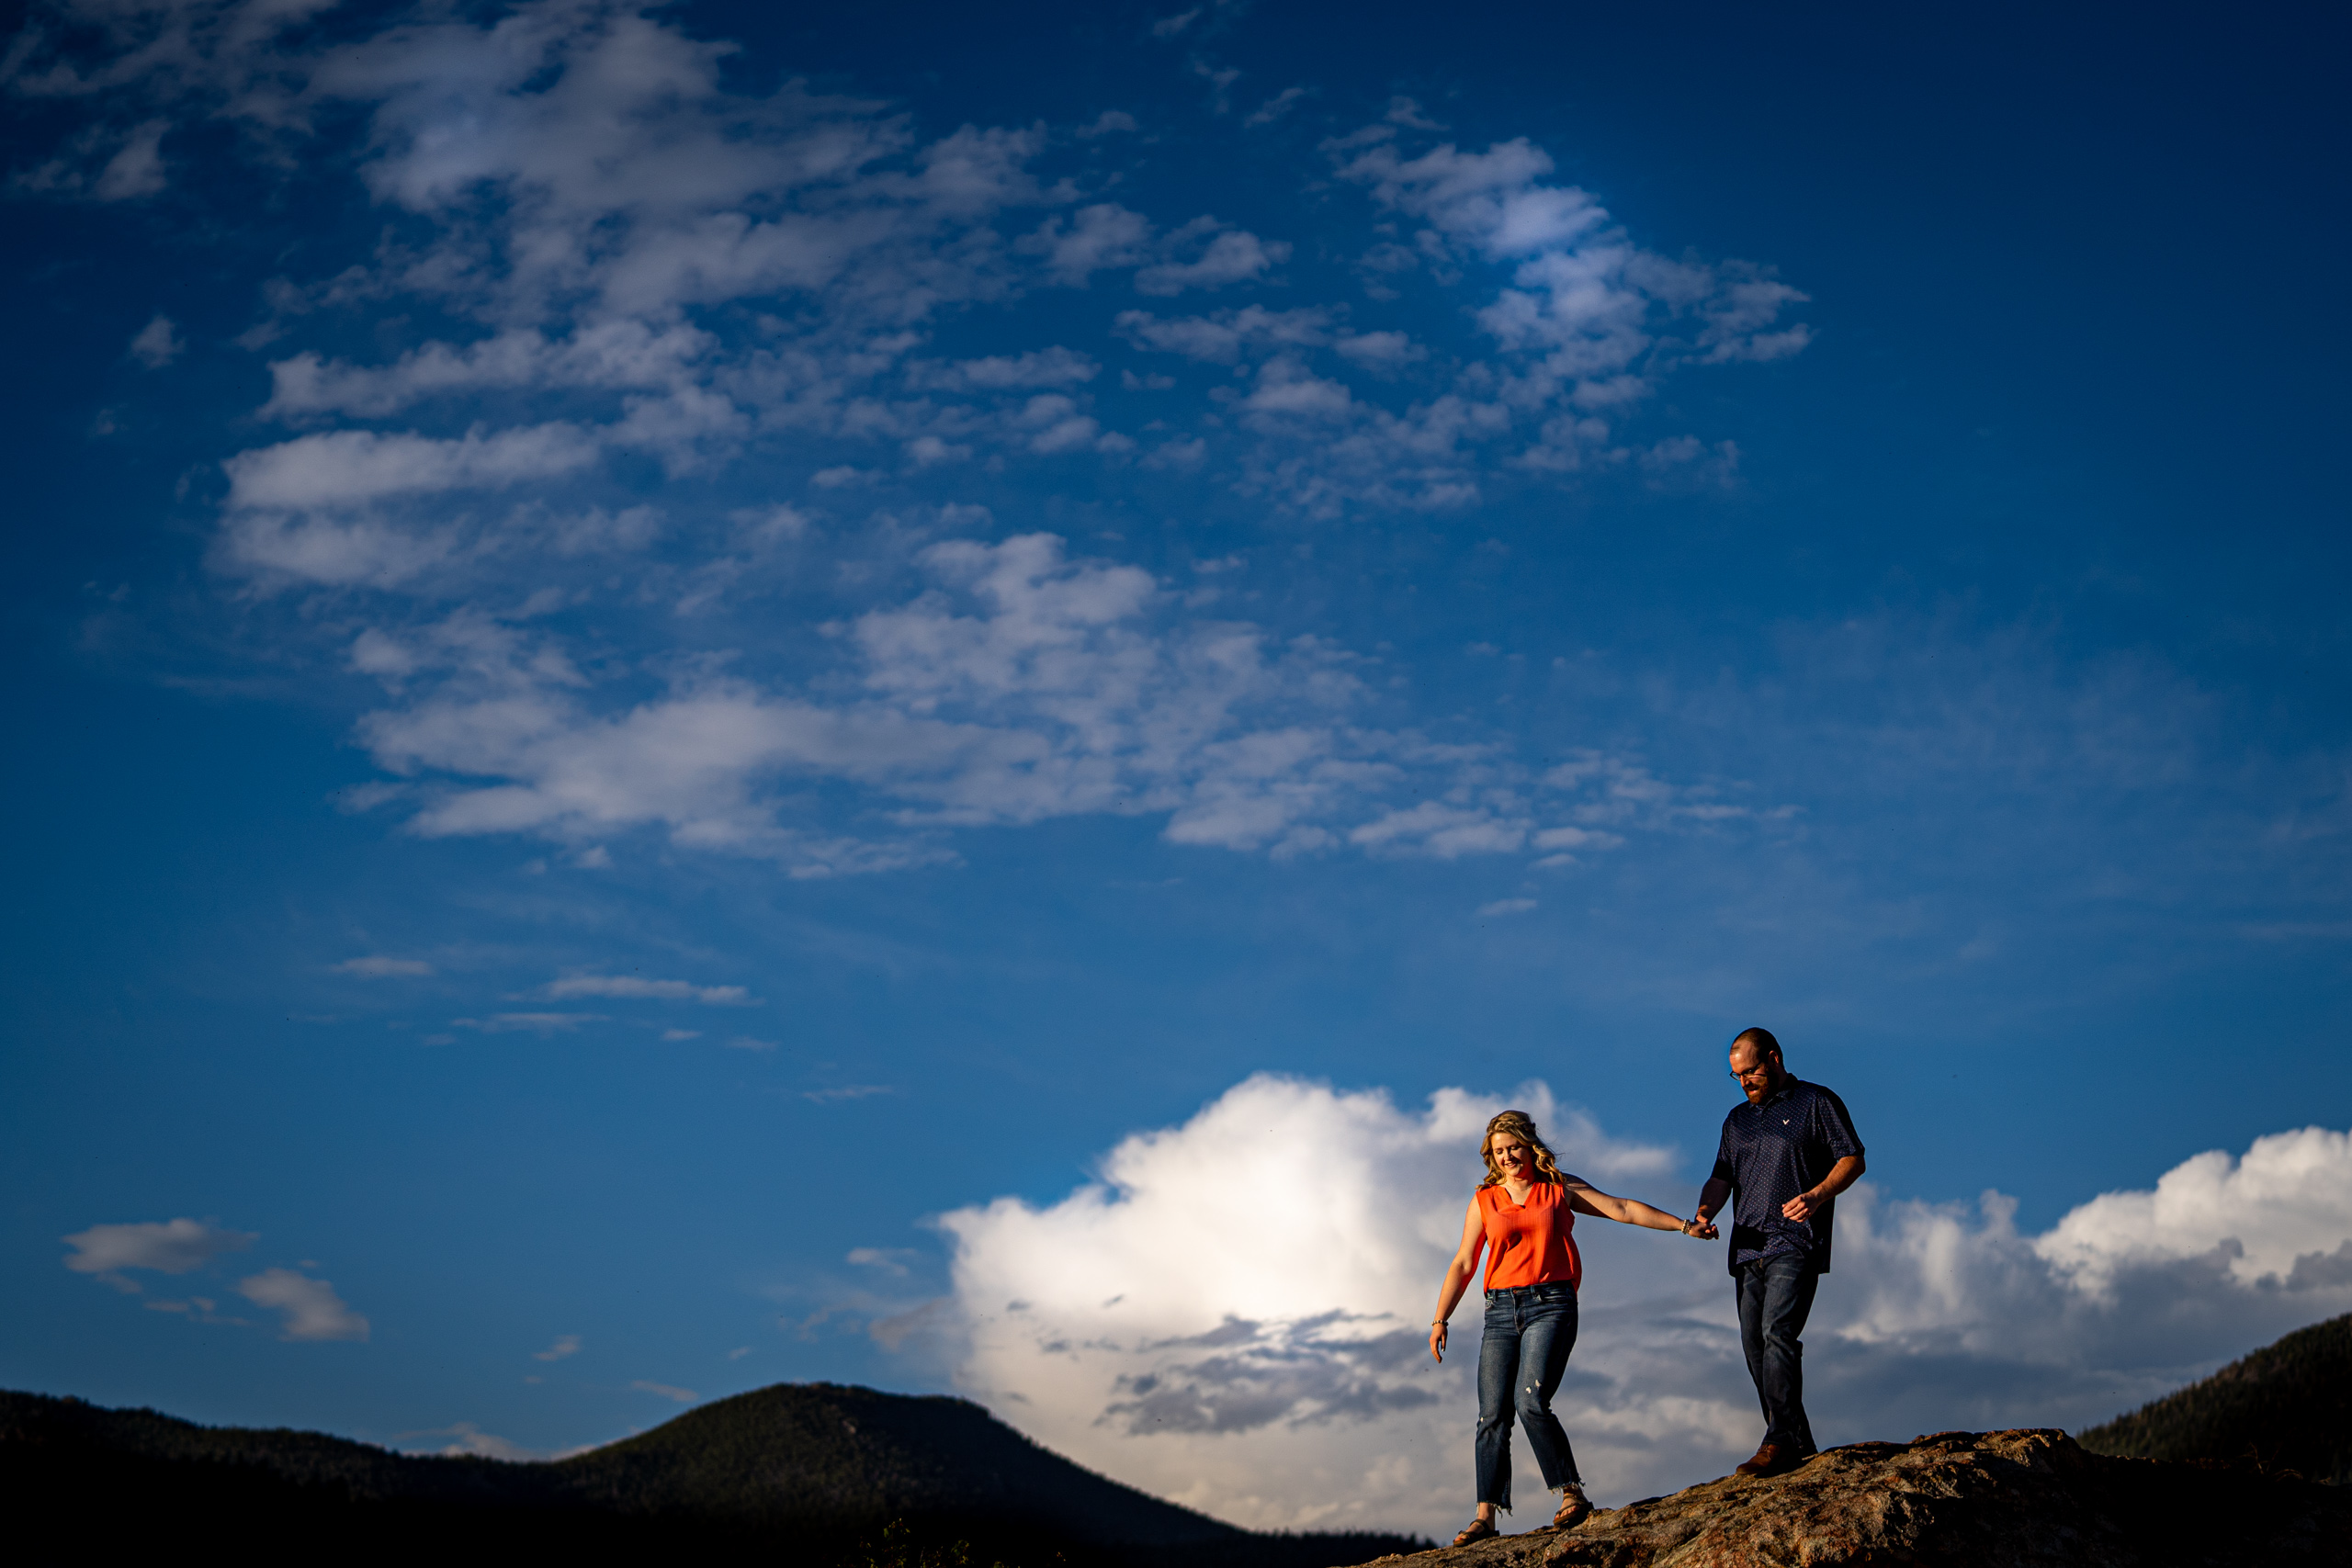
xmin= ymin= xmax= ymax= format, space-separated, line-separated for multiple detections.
xmin=1476 ymin=1281 xmax=1581 ymax=1509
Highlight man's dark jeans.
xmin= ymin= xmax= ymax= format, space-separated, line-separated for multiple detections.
xmin=1735 ymin=1253 xmax=1820 ymax=1455
xmin=1476 ymin=1282 xmax=1581 ymax=1509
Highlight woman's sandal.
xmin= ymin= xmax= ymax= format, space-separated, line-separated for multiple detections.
xmin=1551 ymin=1486 xmax=1593 ymax=1530
xmin=1452 ymin=1518 xmax=1500 ymax=1547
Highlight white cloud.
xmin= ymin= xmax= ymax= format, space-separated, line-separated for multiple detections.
xmin=94 ymin=118 xmax=168 ymax=198
xmin=849 ymin=1247 xmax=916 ymax=1275
xmin=238 ymin=1267 xmax=370 ymax=1342
xmin=1331 ymin=331 xmax=1424 ymax=370
xmin=905 ymin=347 xmax=1100 ymax=391
xmin=1349 ymin=801 xmax=1527 ymax=858
xmin=631 ymin=1380 xmax=697 ymax=1403
xmin=128 ymin=312 xmax=182 ymax=367
xmin=222 ymin=425 xmax=601 ymax=513
xmin=261 ymin=322 xmax=717 ymax=421
xmin=418 ymin=1422 xmax=541 ymax=1460
xmin=534 ymin=1333 xmax=583 ymax=1361
xmin=1244 ymin=87 xmax=1308 ymax=128
xmin=452 ymin=1012 xmax=605 ymax=1033
xmin=333 ymin=955 xmax=432 ymax=977
xmin=17 ymin=0 xmax=1808 ymax=881
xmin=63 ymin=1218 xmax=256 ymax=1287
xmin=1115 ymin=305 xmax=1332 ymax=364
xmin=805 ymin=1084 xmax=892 ymax=1102
xmin=1136 ymin=220 xmax=1291 ymax=295
xmin=1476 ymin=897 xmax=1536 ymax=917
xmin=937 ymin=1076 xmax=1677 ymax=1533
xmin=1335 ymin=138 xmax=1610 ymax=260
xmin=329 ymin=533 xmax=1748 ymax=875
xmin=1024 ymin=203 xmax=1155 ymax=285
xmin=543 ymin=974 xmax=755 ymax=1005
xmin=2030 ymin=1126 xmax=2352 ymax=1295
xmin=933 ymin=1080 xmax=2352 ymax=1538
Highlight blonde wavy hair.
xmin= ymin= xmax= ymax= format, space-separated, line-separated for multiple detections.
xmin=1478 ymin=1109 xmax=1566 ymax=1189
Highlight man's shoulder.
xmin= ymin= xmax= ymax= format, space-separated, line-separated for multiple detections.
xmin=1790 ymin=1077 xmax=1856 ymax=1113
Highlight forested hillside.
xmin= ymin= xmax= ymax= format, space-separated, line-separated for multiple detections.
xmin=2077 ymin=1312 xmax=2352 ymax=1483
xmin=0 ymin=1382 xmax=1425 ymax=1567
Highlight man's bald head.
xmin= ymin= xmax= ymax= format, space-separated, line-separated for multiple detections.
xmin=1728 ymin=1027 xmax=1785 ymax=1105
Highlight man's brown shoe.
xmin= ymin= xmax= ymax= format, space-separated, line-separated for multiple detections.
xmin=1733 ymin=1442 xmax=1791 ymax=1478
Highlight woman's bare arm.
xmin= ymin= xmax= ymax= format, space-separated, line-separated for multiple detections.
xmin=1428 ymin=1200 xmax=1486 ymax=1362
xmin=1562 ymin=1176 xmax=1707 ymax=1234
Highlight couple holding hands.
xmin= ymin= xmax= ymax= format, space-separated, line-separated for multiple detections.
xmin=1428 ymin=1027 xmax=1866 ymax=1544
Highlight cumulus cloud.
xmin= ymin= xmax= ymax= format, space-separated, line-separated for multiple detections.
xmin=937 ymin=1076 xmax=1678 ymax=1533
xmin=933 ymin=1079 xmax=2352 ymax=1537
xmin=238 ymin=1267 xmax=369 ymax=1342
xmin=63 ymin=1218 xmax=256 ymax=1288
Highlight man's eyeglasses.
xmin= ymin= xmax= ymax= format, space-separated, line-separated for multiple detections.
xmin=1728 ymin=1063 xmax=1778 ymax=1080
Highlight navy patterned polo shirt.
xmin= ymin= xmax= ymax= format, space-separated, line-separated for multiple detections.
xmin=1710 ymin=1077 xmax=1865 ymax=1275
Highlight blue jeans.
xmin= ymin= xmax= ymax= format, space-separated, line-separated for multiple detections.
xmin=1735 ymin=1253 xmax=1820 ymax=1455
xmin=1475 ymin=1282 xmax=1580 ymax=1509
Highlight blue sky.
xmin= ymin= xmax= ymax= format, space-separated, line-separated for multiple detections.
xmin=6 ymin=0 xmax=2350 ymax=1534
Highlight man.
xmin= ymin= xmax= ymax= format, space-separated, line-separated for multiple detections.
xmin=1690 ymin=1026 xmax=1866 ymax=1480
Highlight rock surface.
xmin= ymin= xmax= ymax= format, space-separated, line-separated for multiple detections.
xmin=1349 ymin=1429 xmax=2352 ymax=1568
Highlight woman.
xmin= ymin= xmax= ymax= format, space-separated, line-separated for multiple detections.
xmin=1429 ymin=1109 xmax=1716 ymax=1544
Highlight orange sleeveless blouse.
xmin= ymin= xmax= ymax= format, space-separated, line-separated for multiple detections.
xmin=1477 ymin=1180 xmax=1583 ymax=1292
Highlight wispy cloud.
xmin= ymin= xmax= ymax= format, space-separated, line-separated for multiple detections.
xmin=62 ymin=1218 xmax=255 ymax=1291
xmin=804 ymin=1084 xmax=893 ymax=1103
xmin=238 ymin=1267 xmax=369 ymax=1343
xmin=543 ymin=975 xmax=756 ymax=1005
xmin=452 ymin=1013 xmax=605 ymax=1034
xmin=404 ymin=1422 xmax=543 ymax=1461
xmin=334 ymin=956 xmax=432 ymax=977
xmin=630 ymin=1380 xmax=697 ymax=1404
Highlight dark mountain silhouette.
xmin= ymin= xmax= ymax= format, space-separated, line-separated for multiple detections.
xmin=2077 ymin=1310 xmax=2352 ymax=1483
xmin=0 ymin=1382 xmax=1424 ymax=1567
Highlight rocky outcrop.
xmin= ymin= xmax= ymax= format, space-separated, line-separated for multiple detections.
xmin=1351 ymin=1429 xmax=2352 ymax=1568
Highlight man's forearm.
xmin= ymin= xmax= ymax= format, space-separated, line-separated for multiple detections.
xmin=1694 ymin=1177 xmax=1732 ymax=1221
xmin=1811 ymin=1155 xmax=1865 ymax=1203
